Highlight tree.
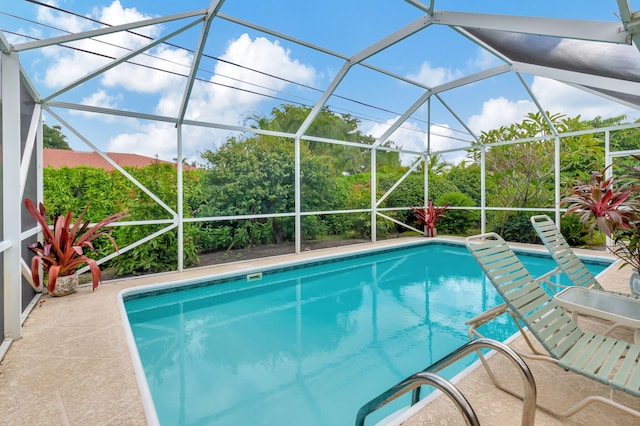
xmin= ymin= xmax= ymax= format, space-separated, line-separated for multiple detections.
xmin=200 ymin=134 xmax=337 ymax=245
xmin=558 ymin=115 xmax=605 ymax=183
xmin=445 ymin=161 xmax=481 ymax=204
xmin=479 ymin=112 xmax=562 ymax=210
xmin=247 ymin=104 xmax=401 ymax=175
xmin=467 ymin=112 xmax=610 ymax=241
xmin=475 ymin=112 xmax=569 ymax=237
xmin=43 ymin=124 xmax=71 ymax=149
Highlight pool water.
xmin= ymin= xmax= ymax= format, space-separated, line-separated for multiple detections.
xmin=123 ymin=243 xmax=609 ymax=425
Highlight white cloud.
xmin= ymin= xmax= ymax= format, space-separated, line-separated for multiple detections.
xmin=467 ymin=97 xmax=535 ymax=134
xmin=106 ymin=33 xmax=317 ymax=161
xmin=37 ymin=1 xmax=94 ymax=35
xmin=406 ymin=62 xmax=463 ymax=87
xmin=428 ymin=124 xmax=470 ymax=165
xmin=33 ymin=1 xmax=316 ymax=162
xmin=467 ymin=48 xmax=501 ymax=71
xmin=465 ymin=77 xmax=639 ymax=135
xmin=81 ymin=89 xmax=121 ymax=108
xmin=530 ymin=77 xmax=638 ymax=121
xmin=68 ymin=89 xmax=122 ymax=121
xmin=367 ymin=118 xmax=424 ymax=166
xmin=185 ymin=34 xmax=316 ymax=119
xmin=108 ymin=122 xmax=177 ymax=160
xmin=365 ymin=118 xmax=469 ymax=165
xmin=101 ymin=45 xmax=192 ymax=93
xmin=38 ymin=0 xmax=160 ymax=89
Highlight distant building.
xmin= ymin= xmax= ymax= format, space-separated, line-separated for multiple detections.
xmin=43 ymin=148 xmax=196 ymax=171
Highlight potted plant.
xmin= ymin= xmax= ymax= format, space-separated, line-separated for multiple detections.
xmin=561 ymin=160 xmax=640 ymax=293
xmin=411 ymin=200 xmax=450 ymax=237
xmin=24 ymin=198 xmax=128 ymax=296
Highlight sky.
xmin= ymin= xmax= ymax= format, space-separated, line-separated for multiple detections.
xmin=1 ymin=0 xmax=639 ymax=165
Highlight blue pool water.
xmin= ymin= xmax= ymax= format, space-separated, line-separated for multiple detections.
xmin=122 ymin=242 xmax=609 ymax=426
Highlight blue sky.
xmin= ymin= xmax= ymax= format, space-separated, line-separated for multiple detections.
xmin=1 ymin=0 xmax=639 ymax=164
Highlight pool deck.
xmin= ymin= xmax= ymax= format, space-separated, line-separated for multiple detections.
xmin=1 ymin=237 xmax=638 ymax=425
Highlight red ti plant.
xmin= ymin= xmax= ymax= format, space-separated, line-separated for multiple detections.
xmin=562 ymin=160 xmax=640 ymax=276
xmin=411 ymin=200 xmax=450 ymax=237
xmin=561 ymin=166 xmax=638 ymax=238
xmin=24 ymin=199 xmax=128 ymax=293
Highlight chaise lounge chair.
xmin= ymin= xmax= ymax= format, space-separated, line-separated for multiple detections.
xmin=530 ymin=214 xmax=640 ymax=336
xmin=530 ymin=214 xmax=637 ymax=297
xmin=466 ymin=232 xmax=640 ymax=418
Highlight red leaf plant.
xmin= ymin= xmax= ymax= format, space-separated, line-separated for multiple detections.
xmin=561 ymin=166 xmax=638 ymax=238
xmin=24 ymin=199 xmax=128 ymax=293
xmin=562 ymin=159 xmax=640 ymax=274
xmin=411 ymin=200 xmax=450 ymax=237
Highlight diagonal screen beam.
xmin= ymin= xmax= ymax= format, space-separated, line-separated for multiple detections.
xmin=12 ymin=9 xmax=208 ymax=52
xmin=177 ymin=0 xmax=226 ymax=126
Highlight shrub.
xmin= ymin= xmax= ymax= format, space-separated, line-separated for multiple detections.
xmin=435 ymin=192 xmax=479 ymax=235
xmin=302 ymin=215 xmax=329 ymax=240
xmin=560 ymin=214 xmax=589 ymax=246
xmin=193 ymin=225 xmax=233 ymax=252
xmin=493 ymin=213 xmax=539 ymax=243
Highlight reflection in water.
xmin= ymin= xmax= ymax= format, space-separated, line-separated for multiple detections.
xmin=126 ymin=243 xmax=608 ymax=425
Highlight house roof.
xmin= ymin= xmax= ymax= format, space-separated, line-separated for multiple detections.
xmin=43 ymin=149 xmax=196 ymax=171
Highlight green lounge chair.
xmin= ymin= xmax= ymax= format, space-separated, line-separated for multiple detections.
xmin=530 ymin=214 xmax=639 ymax=297
xmin=466 ymin=232 xmax=640 ymax=418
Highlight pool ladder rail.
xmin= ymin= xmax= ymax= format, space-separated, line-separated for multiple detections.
xmin=355 ymin=338 xmax=537 ymax=426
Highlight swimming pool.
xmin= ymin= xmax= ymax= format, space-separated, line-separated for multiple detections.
xmin=120 ymin=241 xmax=611 ymax=425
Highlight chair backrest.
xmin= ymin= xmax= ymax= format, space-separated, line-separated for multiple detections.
xmin=530 ymin=215 xmax=603 ymax=291
xmin=466 ymin=233 xmax=584 ymax=360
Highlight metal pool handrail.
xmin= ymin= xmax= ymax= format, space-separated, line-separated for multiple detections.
xmin=355 ymin=371 xmax=480 ymax=426
xmin=354 ymin=338 xmax=537 ymax=426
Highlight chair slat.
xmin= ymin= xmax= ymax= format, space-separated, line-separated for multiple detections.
xmin=467 ymin=229 xmax=640 ymax=409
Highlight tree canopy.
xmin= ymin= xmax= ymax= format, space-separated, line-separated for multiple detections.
xmin=43 ymin=124 xmax=71 ymax=149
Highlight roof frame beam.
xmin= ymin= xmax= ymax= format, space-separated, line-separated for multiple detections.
xmin=294 ymin=62 xmax=351 ymax=139
xmin=514 ymin=61 xmax=640 ymax=95
xmin=515 ymin=72 xmax=558 ymax=136
xmin=217 ymin=13 xmax=349 ymax=61
xmin=617 ymin=0 xmax=640 ymax=50
xmin=177 ymin=0 xmax=226 ymax=125
xmin=11 ymin=9 xmax=208 ymax=52
xmin=47 ymin=101 xmax=397 ymax=152
xmin=430 ymin=64 xmax=512 ymax=95
xmin=431 ymin=10 xmax=629 ymax=44
xmin=351 ymin=14 xmax=432 ymax=64
xmin=564 ymin=82 xmax=640 ymax=110
xmin=372 ymin=90 xmax=432 ymax=149
xmin=296 ymin=14 xmax=433 ymax=138
xmin=454 ymin=27 xmax=513 ymax=64
xmin=45 ymin=107 xmax=177 ymax=218
xmin=0 ymin=31 xmax=11 ymax=54
xmin=42 ymin=17 xmax=204 ymax=103
xmin=219 ymin=12 xmax=434 ymax=92
xmin=19 ymin=64 xmax=42 ymax=103
xmin=434 ymin=94 xmax=480 ymax=143
xmin=404 ymin=0 xmax=432 ymax=14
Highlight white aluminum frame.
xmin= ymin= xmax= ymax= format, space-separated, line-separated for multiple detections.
xmin=1 ymin=1 xmax=640 ymax=350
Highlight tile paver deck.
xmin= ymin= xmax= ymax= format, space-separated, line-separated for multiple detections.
xmin=1 ymin=238 xmax=637 ymax=425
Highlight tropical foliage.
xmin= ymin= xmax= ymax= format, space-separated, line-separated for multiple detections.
xmin=562 ymin=159 xmax=640 ymax=270
xmin=40 ymin=107 xmax=639 ymax=276
xmin=562 ymin=166 xmax=637 ymax=237
xmin=435 ymin=192 xmax=479 ymax=235
xmin=411 ymin=200 xmax=450 ymax=237
xmin=24 ymin=198 xmax=127 ymax=292
xmin=43 ymin=123 xmax=71 ymax=150
xmin=44 ymin=164 xmax=203 ymax=276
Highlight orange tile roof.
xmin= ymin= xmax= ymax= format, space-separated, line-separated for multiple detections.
xmin=43 ymin=148 xmax=196 ymax=171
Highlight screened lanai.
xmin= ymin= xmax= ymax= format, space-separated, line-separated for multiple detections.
xmin=1 ymin=0 xmax=640 ymax=369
